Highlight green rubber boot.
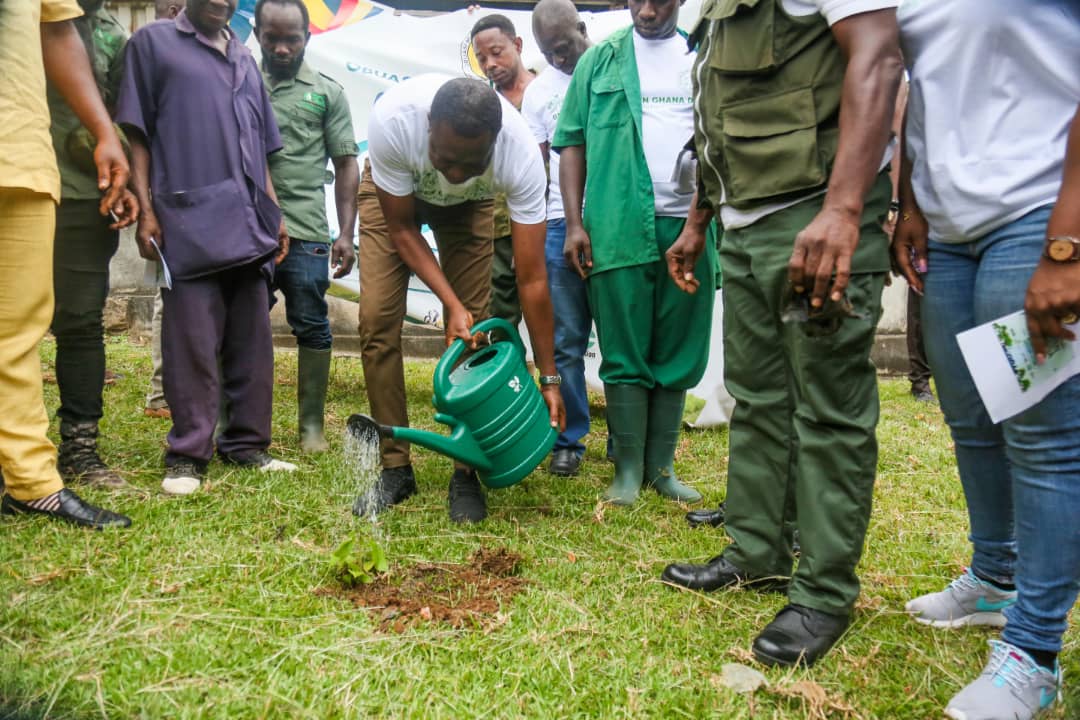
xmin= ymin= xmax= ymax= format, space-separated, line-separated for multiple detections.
xmin=298 ymin=347 xmax=332 ymax=453
xmin=645 ymin=388 xmax=702 ymax=503
xmin=603 ymin=384 xmax=649 ymax=505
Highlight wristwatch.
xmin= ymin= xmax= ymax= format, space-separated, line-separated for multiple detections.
xmin=1044 ymin=236 xmax=1080 ymax=263
xmin=538 ymin=374 xmax=562 ymax=387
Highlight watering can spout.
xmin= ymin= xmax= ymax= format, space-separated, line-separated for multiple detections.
xmin=347 ymin=413 xmax=492 ymax=471
xmin=391 ymin=414 xmax=493 ymax=471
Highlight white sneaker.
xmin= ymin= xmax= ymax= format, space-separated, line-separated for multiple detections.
xmin=222 ymin=450 xmax=297 ymax=473
xmin=906 ymin=568 xmax=1016 ymax=628
xmin=161 ymin=462 xmax=202 ymax=495
xmin=945 ymin=640 xmax=1061 ymax=720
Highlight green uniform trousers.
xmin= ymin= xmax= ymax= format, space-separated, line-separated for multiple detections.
xmin=588 ymin=216 xmax=717 ymax=389
xmin=489 ymin=234 xmax=521 ymax=328
xmin=722 ymin=173 xmax=891 ymax=615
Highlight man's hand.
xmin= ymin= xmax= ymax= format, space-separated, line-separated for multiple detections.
xmin=93 ymin=132 xmax=129 ymax=218
xmin=564 ymin=225 xmax=592 ymax=279
xmin=666 ymin=224 xmax=706 ymax=294
xmin=275 ymin=221 xmax=290 ymax=265
xmin=788 ymin=207 xmax=860 ymax=308
xmin=109 ymin=189 xmax=139 ymax=229
xmin=1025 ymin=259 xmax=1080 ymax=363
xmin=331 ymin=235 xmax=356 ymax=278
xmin=136 ymin=209 xmax=162 ymax=260
xmin=541 ymin=385 xmax=567 ymax=432
xmin=892 ymin=207 xmax=929 ymax=294
xmin=445 ymin=304 xmax=477 ymax=349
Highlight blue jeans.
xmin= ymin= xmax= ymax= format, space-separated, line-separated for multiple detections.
xmin=273 ymin=239 xmax=332 ymax=350
xmin=922 ymin=205 xmax=1080 ymax=653
xmin=545 ymin=219 xmax=591 ymax=455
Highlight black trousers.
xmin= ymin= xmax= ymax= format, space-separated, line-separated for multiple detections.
xmin=51 ymin=199 xmax=118 ymax=425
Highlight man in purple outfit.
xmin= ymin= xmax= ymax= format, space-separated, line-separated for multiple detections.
xmin=117 ymin=0 xmax=296 ymax=494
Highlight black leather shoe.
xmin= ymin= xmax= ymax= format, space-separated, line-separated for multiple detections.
xmin=353 ymin=465 xmax=417 ymax=517
xmin=548 ymin=448 xmax=582 ymax=477
xmin=686 ymin=501 xmax=726 ymax=528
xmin=448 ymin=469 xmax=487 ymax=523
xmin=1 ymin=489 xmax=131 ymax=529
xmin=752 ymin=604 xmax=850 ymax=668
xmin=660 ymin=554 xmax=788 ymax=593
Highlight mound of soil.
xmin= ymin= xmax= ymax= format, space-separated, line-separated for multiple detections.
xmin=317 ymin=547 xmax=526 ymax=632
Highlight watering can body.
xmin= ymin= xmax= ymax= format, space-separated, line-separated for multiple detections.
xmin=386 ymin=318 xmax=557 ymax=488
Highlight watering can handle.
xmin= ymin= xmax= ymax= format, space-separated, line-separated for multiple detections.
xmin=433 ymin=317 xmax=525 ymax=398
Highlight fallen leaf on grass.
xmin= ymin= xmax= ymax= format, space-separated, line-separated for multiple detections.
xmin=566 ymin=552 xmax=577 ymax=563
xmin=713 ymin=663 xmax=767 ymax=693
xmin=770 ymin=679 xmax=858 ymax=720
xmin=26 ymin=569 xmax=67 ymax=586
xmin=418 ymin=606 xmax=432 ymax=621
xmin=726 ymin=646 xmax=757 ymax=664
xmin=291 ymin=536 xmax=320 ymax=552
xmin=592 ymin=500 xmax=606 ymax=524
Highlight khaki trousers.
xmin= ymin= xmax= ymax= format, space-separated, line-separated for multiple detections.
xmin=0 ymin=189 xmax=65 ymax=501
xmin=357 ymin=161 xmax=494 ymax=468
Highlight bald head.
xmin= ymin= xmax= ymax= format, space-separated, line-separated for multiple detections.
xmin=155 ymin=0 xmax=186 ymax=19
xmin=532 ymin=0 xmax=590 ymax=75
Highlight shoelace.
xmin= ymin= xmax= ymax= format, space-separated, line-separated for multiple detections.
xmin=949 ymin=569 xmax=982 ymax=594
xmin=985 ymin=641 xmax=1039 ymax=693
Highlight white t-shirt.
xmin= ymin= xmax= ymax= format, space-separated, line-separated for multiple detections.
xmin=367 ymin=74 xmax=547 ymax=225
xmin=633 ymin=30 xmax=697 ymax=217
xmin=718 ymin=0 xmax=899 ymax=230
xmin=521 ymin=67 xmax=572 ymax=221
xmin=900 ymin=0 xmax=1080 ymax=242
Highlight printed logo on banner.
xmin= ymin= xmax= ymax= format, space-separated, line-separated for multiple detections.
xmin=345 ymin=62 xmax=411 ymax=84
xmin=459 ymin=33 xmax=486 ymax=79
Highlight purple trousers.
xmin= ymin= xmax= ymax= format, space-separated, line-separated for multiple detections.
xmin=161 ymin=263 xmax=274 ymax=467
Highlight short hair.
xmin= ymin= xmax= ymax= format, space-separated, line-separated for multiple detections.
xmin=154 ymin=0 xmax=184 ymax=19
xmin=470 ymin=14 xmax=517 ymax=41
xmin=253 ymin=0 xmax=310 ymax=31
xmin=430 ymin=78 xmax=502 ymax=139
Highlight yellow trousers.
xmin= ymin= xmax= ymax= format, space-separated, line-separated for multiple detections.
xmin=0 ymin=188 xmax=64 ymax=501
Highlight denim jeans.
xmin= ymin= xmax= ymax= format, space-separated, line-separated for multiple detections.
xmin=545 ymin=219 xmax=591 ymax=455
xmin=273 ymin=239 xmax=332 ymax=351
xmin=922 ymin=204 xmax=1080 ymax=653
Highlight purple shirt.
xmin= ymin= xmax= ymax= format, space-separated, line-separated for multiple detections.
xmin=116 ymin=10 xmax=283 ymax=278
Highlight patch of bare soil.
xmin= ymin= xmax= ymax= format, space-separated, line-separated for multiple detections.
xmin=316 ymin=547 xmax=526 ymax=632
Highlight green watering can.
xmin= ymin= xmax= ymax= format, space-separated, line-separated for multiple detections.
xmin=347 ymin=318 xmax=557 ymax=489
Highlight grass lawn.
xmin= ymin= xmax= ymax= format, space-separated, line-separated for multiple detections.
xmin=1 ymin=335 xmax=1076 ymax=719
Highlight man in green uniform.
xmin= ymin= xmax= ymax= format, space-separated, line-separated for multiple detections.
xmin=660 ymin=0 xmax=903 ymax=668
xmin=255 ymin=0 xmax=359 ymax=452
xmin=553 ymin=0 xmax=716 ymax=506
xmin=46 ymin=0 xmax=132 ymax=488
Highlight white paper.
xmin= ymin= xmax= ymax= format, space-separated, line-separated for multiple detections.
xmin=148 ymin=239 xmax=172 ymax=290
xmin=956 ymin=310 xmax=1080 ymax=423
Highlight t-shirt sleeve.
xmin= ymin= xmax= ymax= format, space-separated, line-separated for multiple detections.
xmin=114 ymin=30 xmax=156 ymax=140
xmin=783 ymin=0 xmax=898 ymax=25
xmin=521 ymin=82 xmax=548 ymax=146
xmin=40 ymin=0 xmax=82 ymax=22
xmin=367 ymin=105 xmax=415 ymax=197
xmin=551 ymin=51 xmax=592 ymax=151
xmin=500 ymin=118 xmax=547 ymax=225
xmin=323 ymin=82 xmax=358 ymax=158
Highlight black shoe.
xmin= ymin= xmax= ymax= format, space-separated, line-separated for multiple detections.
xmin=1 ymin=488 xmax=131 ymax=529
xmin=752 ymin=604 xmax=850 ymax=668
xmin=58 ymin=421 xmax=128 ymax=489
xmin=352 ymin=465 xmax=417 ymax=516
xmin=686 ymin=501 xmax=726 ymax=528
xmin=660 ymin=554 xmax=788 ymax=593
xmin=548 ymin=448 xmax=582 ymax=477
xmin=448 ymin=469 xmax=487 ymax=524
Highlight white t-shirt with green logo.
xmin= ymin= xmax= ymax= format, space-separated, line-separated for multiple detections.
xmin=633 ymin=30 xmax=696 ymax=217
xmin=368 ymin=73 xmax=547 ymax=224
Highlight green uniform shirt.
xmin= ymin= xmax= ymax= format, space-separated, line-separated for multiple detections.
xmin=263 ymin=62 xmax=357 ymax=243
xmin=552 ymin=26 xmax=660 ymax=275
xmin=46 ymin=6 xmax=127 ymax=200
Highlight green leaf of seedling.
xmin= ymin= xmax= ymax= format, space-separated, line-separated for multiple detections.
xmin=370 ymin=542 xmax=389 ymax=573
